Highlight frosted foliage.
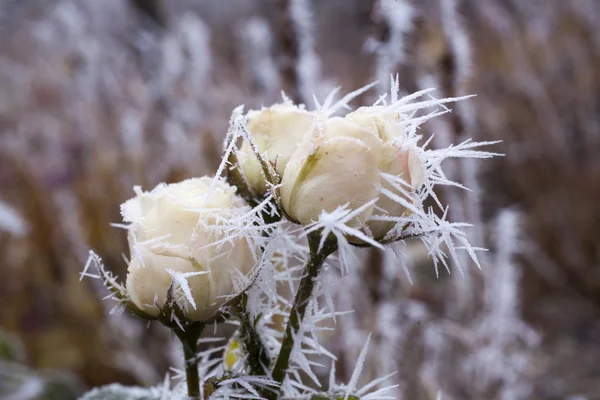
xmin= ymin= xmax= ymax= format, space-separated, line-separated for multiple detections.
xmin=0 ymin=0 xmax=216 ymax=194
xmin=0 ymin=0 xmax=584 ymax=400
xmin=51 ymin=1 xmax=508 ymax=394
xmin=241 ymin=18 xmax=279 ymax=97
xmin=465 ymin=209 xmax=540 ymax=400
xmin=75 ymin=73 xmax=509 ymax=399
xmin=0 ymin=0 xmax=558 ymax=398
xmin=289 ymin=0 xmax=321 ymax=102
xmin=370 ymin=0 xmax=415 ymax=95
xmin=411 ymin=209 xmax=538 ymax=399
xmin=159 ymin=13 xmax=211 ymax=107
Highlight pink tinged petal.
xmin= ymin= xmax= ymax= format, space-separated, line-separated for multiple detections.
xmin=368 ymin=143 xmax=415 ymax=239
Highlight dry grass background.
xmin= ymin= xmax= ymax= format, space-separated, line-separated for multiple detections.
xmin=0 ymin=0 xmax=599 ymax=398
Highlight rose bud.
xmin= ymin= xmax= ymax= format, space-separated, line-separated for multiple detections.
xmin=347 ymin=107 xmax=424 ymax=239
xmin=120 ymin=177 xmax=257 ymax=322
xmin=279 ymin=116 xmax=384 ymax=226
xmin=237 ymin=104 xmax=314 ymax=196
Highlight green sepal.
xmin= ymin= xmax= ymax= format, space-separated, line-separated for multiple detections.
xmin=311 ymin=393 xmax=360 ymax=400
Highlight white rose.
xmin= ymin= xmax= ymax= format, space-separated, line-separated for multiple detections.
xmin=121 ymin=177 xmax=257 ymax=321
xmin=237 ymin=104 xmax=314 ymax=195
xmin=279 ymin=116 xmax=384 ymax=226
xmin=347 ymin=107 xmax=424 ymax=239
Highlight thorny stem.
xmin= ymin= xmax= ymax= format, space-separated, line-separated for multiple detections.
xmin=269 ymin=232 xmax=337 ymax=398
xmin=174 ymin=323 xmax=205 ymax=400
xmin=238 ymin=294 xmax=270 ymax=376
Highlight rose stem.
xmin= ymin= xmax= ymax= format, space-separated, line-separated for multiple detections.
xmin=269 ymin=232 xmax=337 ymax=399
xmin=174 ymin=322 xmax=205 ymax=399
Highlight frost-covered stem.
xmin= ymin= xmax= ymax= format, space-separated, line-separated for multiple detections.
xmin=174 ymin=323 xmax=205 ymax=399
xmin=270 ymin=232 xmax=337 ymax=398
xmin=238 ymin=294 xmax=270 ymax=376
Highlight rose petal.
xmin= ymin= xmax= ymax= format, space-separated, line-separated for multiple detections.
xmin=284 ymin=136 xmax=380 ymax=225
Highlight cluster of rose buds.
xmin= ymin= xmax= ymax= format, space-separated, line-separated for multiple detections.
xmin=121 ymin=97 xmax=424 ymax=322
xmin=240 ymin=102 xmax=422 ymax=238
xmin=83 ymin=81 xmax=498 ymax=399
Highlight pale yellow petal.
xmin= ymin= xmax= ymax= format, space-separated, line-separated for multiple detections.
xmin=126 ymin=247 xmax=211 ymax=320
xmin=346 ymin=106 xmax=404 ymax=142
xmin=190 ymin=226 xmax=256 ymax=303
xmin=408 ymin=149 xmax=424 ymax=188
xmin=286 ymin=136 xmax=380 ymax=225
xmin=248 ymin=106 xmax=314 ymax=173
xmin=279 ymin=118 xmax=319 ymax=217
xmin=134 ymin=178 xmax=236 ymax=259
xmin=322 ymin=117 xmax=384 ymax=162
xmin=240 ymin=105 xmax=314 ymax=195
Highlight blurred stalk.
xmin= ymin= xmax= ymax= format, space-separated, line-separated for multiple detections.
xmin=275 ymin=0 xmax=302 ymax=104
xmin=129 ymin=0 xmax=167 ymax=29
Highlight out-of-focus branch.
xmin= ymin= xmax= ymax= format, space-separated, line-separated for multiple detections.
xmin=369 ymin=0 xmax=415 ymax=95
xmin=129 ymin=0 xmax=167 ymax=29
xmin=275 ymin=0 xmax=302 ymax=104
xmin=275 ymin=0 xmax=320 ymax=105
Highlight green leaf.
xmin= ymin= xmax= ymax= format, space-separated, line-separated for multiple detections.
xmin=0 ymin=330 xmax=24 ymax=362
xmin=39 ymin=379 xmax=80 ymax=400
xmin=0 ymin=361 xmax=81 ymax=400
xmin=311 ymin=394 xmax=360 ymax=400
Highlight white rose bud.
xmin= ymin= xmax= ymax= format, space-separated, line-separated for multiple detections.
xmin=347 ymin=107 xmax=424 ymax=239
xmin=280 ymin=116 xmax=384 ymax=226
xmin=120 ymin=177 xmax=256 ymax=321
xmin=237 ymin=104 xmax=314 ymax=195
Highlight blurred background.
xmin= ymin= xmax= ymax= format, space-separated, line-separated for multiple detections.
xmin=0 ymin=0 xmax=599 ymax=399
